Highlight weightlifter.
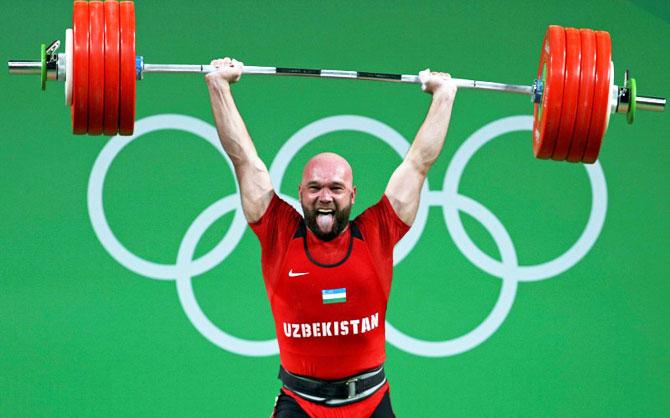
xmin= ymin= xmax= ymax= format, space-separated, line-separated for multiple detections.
xmin=205 ymin=57 xmax=457 ymax=418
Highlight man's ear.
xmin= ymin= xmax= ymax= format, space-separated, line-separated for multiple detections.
xmin=351 ymin=185 xmax=357 ymax=205
xmin=298 ymin=184 xmax=303 ymax=203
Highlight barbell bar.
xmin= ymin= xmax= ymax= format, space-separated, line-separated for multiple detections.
xmin=7 ymin=1 xmax=666 ymax=164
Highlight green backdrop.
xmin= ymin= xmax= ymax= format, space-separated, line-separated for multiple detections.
xmin=2 ymin=1 xmax=668 ymax=416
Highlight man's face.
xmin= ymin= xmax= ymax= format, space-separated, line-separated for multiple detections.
xmin=299 ymin=154 xmax=356 ymax=241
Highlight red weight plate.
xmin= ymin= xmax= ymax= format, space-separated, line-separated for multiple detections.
xmin=72 ymin=1 xmax=89 ymax=134
xmin=533 ymin=25 xmax=566 ymax=159
xmin=552 ymin=27 xmax=581 ymax=161
xmin=88 ymin=1 xmax=105 ymax=135
xmin=581 ymin=30 xmax=612 ymax=163
xmin=119 ymin=1 xmax=136 ymax=135
xmin=103 ymin=0 xmax=120 ymax=135
xmin=567 ymin=29 xmax=596 ymax=162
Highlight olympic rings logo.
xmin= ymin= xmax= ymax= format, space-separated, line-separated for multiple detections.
xmin=88 ymin=114 xmax=607 ymax=357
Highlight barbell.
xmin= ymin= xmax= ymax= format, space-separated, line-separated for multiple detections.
xmin=8 ymin=1 xmax=666 ymax=163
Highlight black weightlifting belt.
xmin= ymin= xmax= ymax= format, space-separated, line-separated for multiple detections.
xmin=278 ymin=365 xmax=386 ymax=404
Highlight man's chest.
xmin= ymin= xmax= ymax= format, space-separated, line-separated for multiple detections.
xmin=270 ymin=239 xmax=386 ymax=322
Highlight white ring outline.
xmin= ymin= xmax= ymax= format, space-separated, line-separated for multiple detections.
xmin=385 ymin=194 xmax=518 ymax=356
xmin=441 ymin=116 xmax=607 ymax=282
xmin=87 ymin=114 xmax=248 ymax=280
xmin=176 ymin=195 xmax=279 ymax=356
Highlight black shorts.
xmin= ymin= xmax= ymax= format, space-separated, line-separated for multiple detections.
xmin=273 ymin=389 xmax=395 ymax=418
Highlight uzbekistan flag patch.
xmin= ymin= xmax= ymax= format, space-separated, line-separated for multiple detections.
xmin=322 ymin=288 xmax=346 ymax=304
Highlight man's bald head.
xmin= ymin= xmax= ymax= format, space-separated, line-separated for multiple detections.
xmin=301 ymin=152 xmax=354 ymax=188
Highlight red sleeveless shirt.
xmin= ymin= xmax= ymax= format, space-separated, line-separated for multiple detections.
xmin=250 ymin=193 xmax=409 ymax=417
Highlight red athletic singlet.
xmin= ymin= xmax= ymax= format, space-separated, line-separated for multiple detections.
xmin=250 ymin=193 xmax=409 ymax=418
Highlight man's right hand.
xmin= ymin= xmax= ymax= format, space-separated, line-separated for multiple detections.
xmin=205 ymin=57 xmax=244 ymax=88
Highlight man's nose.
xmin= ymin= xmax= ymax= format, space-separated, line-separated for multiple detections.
xmin=318 ymin=189 xmax=333 ymax=202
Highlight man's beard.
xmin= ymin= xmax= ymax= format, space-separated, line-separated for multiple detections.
xmin=303 ymin=203 xmax=352 ymax=241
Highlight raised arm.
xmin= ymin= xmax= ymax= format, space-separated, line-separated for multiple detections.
xmin=385 ymin=70 xmax=457 ymax=225
xmin=205 ymin=58 xmax=274 ymax=223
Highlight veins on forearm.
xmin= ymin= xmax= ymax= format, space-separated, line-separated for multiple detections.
xmin=209 ymin=86 xmax=258 ymax=165
xmin=408 ymin=96 xmax=454 ymax=174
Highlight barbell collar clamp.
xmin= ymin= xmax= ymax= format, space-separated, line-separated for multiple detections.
xmin=614 ymin=69 xmax=665 ymax=114
xmin=45 ymin=40 xmax=60 ymax=62
xmin=532 ymin=79 xmax=544 ymax=104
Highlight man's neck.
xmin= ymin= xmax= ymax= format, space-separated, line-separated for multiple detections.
xmin=306 ymin=222 xmax=350 ymax=242
xmin=305 ymin=222 xmax=351 ymax=265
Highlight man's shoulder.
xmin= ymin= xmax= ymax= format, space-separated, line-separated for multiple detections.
xmin=249 ymin=193 xmax=303 ymax=241
xmin=353 ymin=194 xmax=410 ymax=240
xmin=254 ymin=193 xmax=302 ymax=222
xmin=353 ymin=195 xmax=389 ymax=226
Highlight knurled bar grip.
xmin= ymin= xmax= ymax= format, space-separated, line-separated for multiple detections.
xmin=141 ymin=64 xmax=535 ymax=96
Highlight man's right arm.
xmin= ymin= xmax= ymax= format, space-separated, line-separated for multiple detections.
xmin=205 ymin=58 xmax=274 ymax=223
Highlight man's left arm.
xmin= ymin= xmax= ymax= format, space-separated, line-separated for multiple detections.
xmin=385 ymin=71 xmax=457 ymax=225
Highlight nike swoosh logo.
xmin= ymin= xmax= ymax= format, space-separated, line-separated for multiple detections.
xmin=288 ymin=269 xmax=309 ymax=278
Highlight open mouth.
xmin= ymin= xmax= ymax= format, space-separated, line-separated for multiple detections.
xmin=316 ymin=208 xmax=335 ymax=231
